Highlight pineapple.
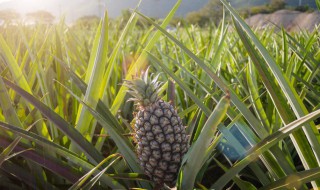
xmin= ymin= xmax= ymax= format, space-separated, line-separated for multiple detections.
xmin=125 ymin=68 xmax=189 ymax=188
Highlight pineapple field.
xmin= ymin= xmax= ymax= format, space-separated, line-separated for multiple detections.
xmin=0 ymin=0 xmax=320 ymax=189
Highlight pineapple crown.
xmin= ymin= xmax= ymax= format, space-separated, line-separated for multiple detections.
xmin=125 ymin=67 xmax=163 ymax=107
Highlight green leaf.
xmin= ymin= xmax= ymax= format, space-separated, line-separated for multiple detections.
xmin=55 ymin=81 xmax=143 ymax=175
xmin=96 ymin=2 xmax=142 ymax=151
xmin=147 ymin=52 xmax=211 ymax=116
xmin=0 ymin=76 xmax=49 ymax=188
xmin=0 ymin=123 xmax=124 ymax=189
xmin=135 ymin=10 xmax=269 ymax=139
xmin=316 ymin=0 xmax=320 ymax=11
xmin=0 ymin=123 xmax=35 ymax=166
xmin=69 ymin=154 xmax=121 ymax=190
xmin=224 ymin=0 xmax=320 ymax=187
xmin=1 ymin=77 xmax=105 ymax=166
xmin=136 ymin=8 xmax=296 ymax=184
xmin=1 ymin=161 xmax=57 ymax=190
xmin=260 ymin=167 xmax=320 ymax=190
xmin=110 ymin=0 xmax=182 ymax=114
xmin=246 ymin=62 xmax=270 ymax=131
xmin=82 ymin=156 xmax=122 ymax=190
xmin=73 ymin=11 xmax=109 ymax=143
xmin=0 ymin=33 xmax=51 ymax=140
xmin=212 ymin=108 xmax=320 ymax=189
xmin=179 ymin=94 xmax=230 ymax=190
xmin=0 ymin=133 xmax=81 ymax=184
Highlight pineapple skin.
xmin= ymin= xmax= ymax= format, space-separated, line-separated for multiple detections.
xmin=135 ymin=99 xmax=188 ymax=186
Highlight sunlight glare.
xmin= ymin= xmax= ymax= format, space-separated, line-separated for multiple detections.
xmin=0 ymin=0 xmax=11 ymax=3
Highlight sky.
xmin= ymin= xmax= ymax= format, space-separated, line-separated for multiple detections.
xmin=1 ymin=0 xmax=316 ymax=23
xmin=0 ymin=0 xmax=209 ymax=23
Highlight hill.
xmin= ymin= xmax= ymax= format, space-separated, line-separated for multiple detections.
xmin=245 ymin=9 xmax=320 ymax=32
xmin=229 ymin=0 xmax=317 ymax=8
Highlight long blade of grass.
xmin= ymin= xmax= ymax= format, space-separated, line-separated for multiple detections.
xmin=53 ymin=58 xmax=149 ymax=184
xmin=55 ymin=81 xmax=143 ymax=174
xmin=0 ymin=124 xmax=87 ymax=172
xmin=209 ymin=9 xmax=228 ymax=72
xmin=0 ymin=78 xmax=23 ymax=132
xmin=51 ymin=60 xmax=126 ymax=136
xmin=1 ymin=161 xmax=57 ymax=190
xmin=0 ymin=35 xmax=32 ymax=94
xmin=82 ymin=157 xmax=122 ymax=190
xmin=1 ymin=77 xmax=105 ymax=165
xmin=18 ymin=25 xmax=59 ymax=139
xmin=0 ymin=34 xmax=51 ymax=140
xmin=316 ymin=0 xmax=320 ymax=10
xmin=260 ymin=167 xmax=320 ymax=190
xmin=135 ymin=10 xmax=269 ymax=139
xmin=221 ymin=0 xmax=320 ymax=167
xmin=136 ymin=9 xmax=296 ymax=183
xmin=211 ymin=108 xmax=320 ymax=189
xmin=247 ymin=62 xmax=270 ymax=131
xmin=110 ymin=0 xmax=182 ymax=114
xmin=0 ymin=75 xmax=49 ymax=188
xmin=73 ymin=11 xmax=109 ymax=143
xmin=147 ymin=52 xmax=211 ymax=116
xmin=103 ymin=3 xmax=140 ymax=91
xmin=96 ymin=2 xmax=142 ymax=151
xmin=0 ymin=135 xmax=81 ymax=184
xmin=0 ymin=124 xmax=124 ymax=189
xmin=179 ymin=94 xmax=230 ymax=190
xmin=214 ymin=157 xmax=257 ymax=190
xmin=69 ymin=154 xmax=120 ymax=190
xmin=233 ymin=17 xmax=316 ymax=177
xmin=159 ymin=53 xmax=213 ymax=95
xmin=237 ymin=18 xmax=314 ymax=175
xmin=0 ymin=122 xmax=35 ymax=166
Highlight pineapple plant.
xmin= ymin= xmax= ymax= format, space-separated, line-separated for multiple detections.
xmin=125 ymin=67 xmax=189 ymax=188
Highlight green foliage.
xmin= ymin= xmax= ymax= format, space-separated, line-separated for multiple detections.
xmin=26 ymin=10 xmax=55 ymax=24
xmin=73 ymin=15 xmax=100 ymax=30
xmin=184 ymin=0 xmax=288 ymax=25
xmin=169 ymin=17 xmax=185 ymax=27
xmin=0 ymin=1 xmax=319 ymax=189
xmin=185 ymin=11 xmax=210 ymax=27
xmin=117 ymin=9 xmax=152 ymax=29
xmin=240 ymin=0 xmax=286 ymax=16
xmin=295 ymin=5 xmax=312 ymax=12
xmin=269 ymin=0 xmax=286 ymax=10
xmin=249 ymin=5 xmax=272 ymax=15
xmin=185 ymin=0 xmax=223 ymax=27
xmin=0 ymin=10 xmax=20 ymax=21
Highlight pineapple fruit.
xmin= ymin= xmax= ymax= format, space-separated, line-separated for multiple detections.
xmin=125 ymin=68 xmax=189 ymax=188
